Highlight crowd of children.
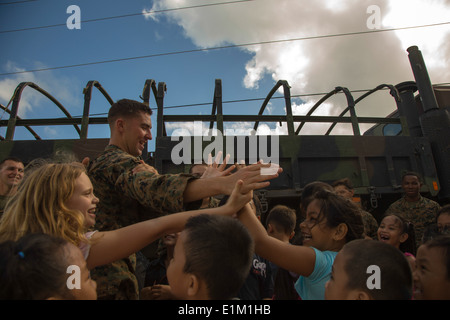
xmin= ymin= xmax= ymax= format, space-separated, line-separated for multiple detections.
xmin=0 ymin=161 xmax=258 ymax=300
xmin=1 ymin=158 xmax=448 ymax=300
xmin=0 ymin=98 xmax=449 ymax=301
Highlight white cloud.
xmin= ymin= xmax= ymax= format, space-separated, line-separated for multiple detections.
xmin=166 ymin=118 xmax=285 ymax=137
xmin=142 ymin=8 xmax=159 ymax=21
xmin=0 ymin=61 xmax=81 ymax=119
xmin=0 ymin=62 xmax=40 ymax=117
xmin=43 ymin=126 xmax=58 ymax=138
xmin=383 ymin=0 xmax=450 ymax=80
xmin=147 ymin=0 xmax=450 ymax=134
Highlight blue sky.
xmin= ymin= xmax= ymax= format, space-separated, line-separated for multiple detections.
xmin=1 ymin=0 xmax=449 ymax=153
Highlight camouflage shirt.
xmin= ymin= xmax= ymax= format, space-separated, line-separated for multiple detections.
xmin=385 ymin=195 xmax=441 ymax=248
xmin=360 ymin=210 xmax=379 ymax=240
xmin=87 ymin=144 xmax=197 ymax=299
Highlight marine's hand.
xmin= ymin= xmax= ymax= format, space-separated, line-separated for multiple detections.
xmin=201 ymin=152 xmax=235 ymax=179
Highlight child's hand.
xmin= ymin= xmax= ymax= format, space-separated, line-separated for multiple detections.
xmin=224 ymin=179 xmax=253 ymax=215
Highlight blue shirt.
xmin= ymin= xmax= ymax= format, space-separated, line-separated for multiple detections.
xmin=294 ymin=248 xmax=338 ymax=300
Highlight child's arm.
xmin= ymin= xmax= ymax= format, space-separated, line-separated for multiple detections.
xmin=86 ymin=180 xmax=251 ymax=269
xmin=237 ymin=203 xmax=317 ymax=277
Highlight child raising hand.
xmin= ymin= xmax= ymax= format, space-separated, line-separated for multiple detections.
xmin=0 ymin=162 xmax=270 ymax=275
xmin=236 ymin=189 xmax=364 ymax=300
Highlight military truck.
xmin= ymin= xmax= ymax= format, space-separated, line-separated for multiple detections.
xmin=1 ymin=46 xmax=449 ymax=221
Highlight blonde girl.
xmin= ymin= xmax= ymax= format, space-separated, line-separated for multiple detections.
xmin=0 ymin=161 xmax=272 ymax=271
xmin=0 ymin=162 xmax=89 ymax=247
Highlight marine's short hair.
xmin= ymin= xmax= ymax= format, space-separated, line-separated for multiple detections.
xmin=401 ymin=171 xmax=422 ymax=183
xmin=107 ymin=99 xmax=152 ymax=125
xmin=0 ymin=156 xmax=23 ymax=169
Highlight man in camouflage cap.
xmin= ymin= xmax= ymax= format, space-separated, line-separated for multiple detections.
xmin=87 ymin=99 xmax=280 ymax=299
xmin=385 ymin=171 xmax=441 ymax=249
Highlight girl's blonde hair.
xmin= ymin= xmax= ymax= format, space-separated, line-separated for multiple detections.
xmin=0 ymin=161 xmax=89 ymax=246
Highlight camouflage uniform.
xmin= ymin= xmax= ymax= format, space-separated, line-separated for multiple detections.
xmin=360 ymin=210 xmax=379 ymax=240
xmin=385 ymin=195 xmax=441 ymax=248
xmin=206 ymin=196 xmax=221 ymax=208
xmin=87 ymin=145 xmax=197 ymax=300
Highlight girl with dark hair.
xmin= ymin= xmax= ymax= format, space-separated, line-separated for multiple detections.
xmin=377 ymin=213 xmax=417 ymax=271
xmin=0 ymin=233 xmax=97 ymax=300
xmin=236 ymin=189 xmax=365 ymax=300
